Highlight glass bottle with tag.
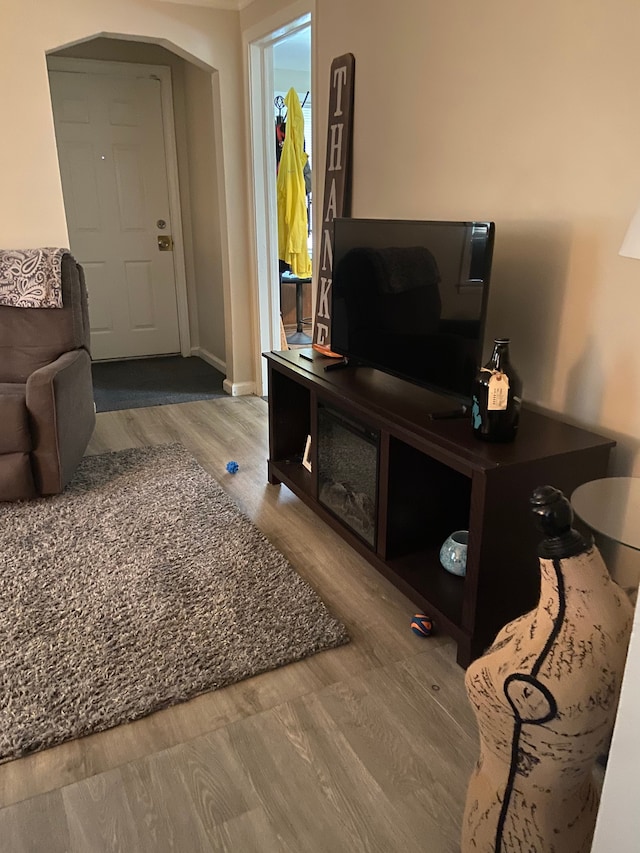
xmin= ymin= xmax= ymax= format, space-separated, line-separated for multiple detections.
xmin=471 ymin=338 xmax=523 ymax=442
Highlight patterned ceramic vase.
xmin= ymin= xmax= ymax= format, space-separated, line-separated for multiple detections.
xmin=439 ymin=530 xmax=469 ymax=577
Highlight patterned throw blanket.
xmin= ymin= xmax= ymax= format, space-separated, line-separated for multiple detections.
xmin=0 ymin=248 xmax=69 ymax=308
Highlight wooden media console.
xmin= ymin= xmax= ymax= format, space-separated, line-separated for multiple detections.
xmin=264 ymin=348 xmax=614 ymax=667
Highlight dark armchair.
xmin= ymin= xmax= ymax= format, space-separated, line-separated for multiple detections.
xmin=0 ymin=252 xmax=96 ymax=500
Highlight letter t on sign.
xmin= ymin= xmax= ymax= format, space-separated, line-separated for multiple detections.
xmin=312 ymin=53 xmax=355 ymax=356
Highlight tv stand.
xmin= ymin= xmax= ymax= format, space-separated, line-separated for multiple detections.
xmin=428 ymin=405 xmax=469 ymax=421
xmin=264 ymin=348 xmax=614 ymax=667
xmin=324 ymin=357 xmax=350 ymax=372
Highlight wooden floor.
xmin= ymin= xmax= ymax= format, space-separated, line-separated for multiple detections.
xmin=0 ymin=397 xmax=478 ymax=852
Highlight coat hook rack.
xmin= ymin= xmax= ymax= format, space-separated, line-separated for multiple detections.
xmin=274 ymin=92 xmax=311 ymax=122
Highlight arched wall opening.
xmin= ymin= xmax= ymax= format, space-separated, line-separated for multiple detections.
xmin=46 ymin=34 xmax=229 ymax=380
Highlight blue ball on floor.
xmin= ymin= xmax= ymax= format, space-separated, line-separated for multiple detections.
xmin=411 ymin=614 xmax=433 ymax=637
xmin=226 ymin=460 xmax=239 ymax=474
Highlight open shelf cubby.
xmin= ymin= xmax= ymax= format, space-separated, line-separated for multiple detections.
xmin=264 ymin=348 xmax=615 ymax=667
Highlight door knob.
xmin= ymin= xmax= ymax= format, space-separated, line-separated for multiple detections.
xmin=157 ymin=235 xmax=174 ymax=251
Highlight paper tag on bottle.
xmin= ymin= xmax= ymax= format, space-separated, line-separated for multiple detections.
xmin=487 ymin=371 xmax=509 ymax=411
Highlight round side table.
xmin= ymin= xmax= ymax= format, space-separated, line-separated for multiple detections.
xmin=571 ymin=477 xmax=640 ymax=551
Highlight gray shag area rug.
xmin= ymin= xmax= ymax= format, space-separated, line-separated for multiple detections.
xmin=0 ymin=444 xmax=349 ymax=763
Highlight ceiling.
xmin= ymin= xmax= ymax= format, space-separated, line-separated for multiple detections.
xmin=273 ymin=27 xmax=310 ymax=74
xmin=160 ymin=0 xmax=284 ymax=11
xmin=157 ymin=0 xmax=274 ymax=13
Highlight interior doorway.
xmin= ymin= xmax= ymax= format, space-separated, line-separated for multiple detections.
xmin=248 ymin=13 xmax=312 ymax=394
xmin=274 ymin=29 xmax=313 ymax=347
xmin=45 ymin=36 xmax=229 ymax=383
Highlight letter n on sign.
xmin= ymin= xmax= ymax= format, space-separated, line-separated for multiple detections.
xmin=312 ymin=53 xmax=355 ymax=354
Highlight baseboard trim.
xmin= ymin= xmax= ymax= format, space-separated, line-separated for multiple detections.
xmin=191 ymin=347 xmax=226 ymax=375
xmin=223 ymin=378 xmax=256 ymax=397
xmin=192 ymin=347 xmax=255 ymax=396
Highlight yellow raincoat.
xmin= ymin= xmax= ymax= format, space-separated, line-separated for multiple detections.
xmin=277 ymin=88 xmax=312 ymax=278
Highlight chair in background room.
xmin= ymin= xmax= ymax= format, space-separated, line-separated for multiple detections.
xmin=281 ymin=269 xmax=312 ymax=345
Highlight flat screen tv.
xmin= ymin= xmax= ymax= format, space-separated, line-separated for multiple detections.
xmin=331 ymin=217 xmax=495 ymax=405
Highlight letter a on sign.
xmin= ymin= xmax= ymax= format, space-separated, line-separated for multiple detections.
xmin=312 ymin=53 xmax=355 ymax=355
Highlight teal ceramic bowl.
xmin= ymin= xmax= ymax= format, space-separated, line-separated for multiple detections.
xmin=439 ymin=530 xmax=469 ymax=577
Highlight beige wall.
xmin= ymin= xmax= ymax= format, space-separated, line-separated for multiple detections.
xmin=183 ymin=61 xmax=227 ymax=363
xmin=274 ymin=68 xmax=309 ymax=93
xmin=240 ymin=0 xmax=300 ymax=33
xmin=9 ymin=0 xmax=638 ymax=434
xmin=312 ymin=0 xmax=640 ymax=474
xmin=1 ymin=0 xmax=248 ymax=388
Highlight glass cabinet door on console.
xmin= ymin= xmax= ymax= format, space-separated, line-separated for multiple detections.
xmin=317 ymin=404 xmax=379 ymax=548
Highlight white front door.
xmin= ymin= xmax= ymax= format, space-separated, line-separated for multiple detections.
xmin=49 ymin=67 xmax=181 ymax=360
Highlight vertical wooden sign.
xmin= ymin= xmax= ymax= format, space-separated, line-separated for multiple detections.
xmin=312 ymin=53 xmax=355 ymax=355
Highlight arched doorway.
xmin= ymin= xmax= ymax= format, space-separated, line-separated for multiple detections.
xmin=46 ymin=36 xmax=227 ymax=378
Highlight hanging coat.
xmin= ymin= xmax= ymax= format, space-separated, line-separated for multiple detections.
xmin=277 ymin=88 xmax=312 ymax=278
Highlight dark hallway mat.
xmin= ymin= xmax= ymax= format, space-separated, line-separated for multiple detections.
xmin=92 ymin=356 xmax=226 ymax=413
